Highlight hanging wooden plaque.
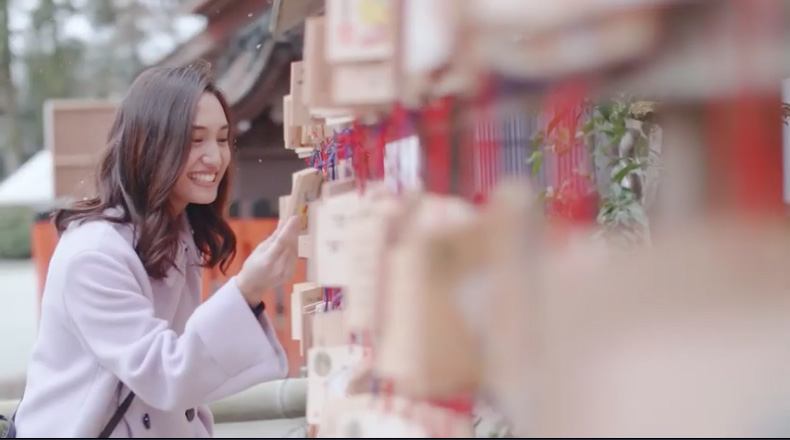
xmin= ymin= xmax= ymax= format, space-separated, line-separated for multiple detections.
xmin=291 ymin=282 xmax=324 ymax=341
xmin=324 ymin=0 xmax=399 ymax=111
xmin=310 ymin=191 xmax=362 ymax=287
xmin=290 ymin=61 xmax=313 ymax=126
xmin=376 ymin=195 xmax=485 ymax=399
xmin=285 ymin=167 xmax=325 ymax=233
xmin=304 ymin=16 xmax=350 ymax=117
xmin=306 ymin=344 xmax=367 ymax=425
xmin=318 ymin=394 xmax=476 ymax=438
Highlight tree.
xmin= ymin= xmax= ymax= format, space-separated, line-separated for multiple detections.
xmin=17 ymin=0 xmax=84 ymax=150
xmin=0 ymin=0 xmax=24 ymax=177
xmin=81 ymin=0 xmax=180 ymax=95
xmin=15 ymin=0 xmax=181 ymax=153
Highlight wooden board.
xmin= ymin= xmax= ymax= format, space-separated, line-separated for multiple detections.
xmin=44 ymin=99 xmax=118 ymax=200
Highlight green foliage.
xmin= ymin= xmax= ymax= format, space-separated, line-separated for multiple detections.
xmin=529 ymin=94 xmax=660 ymax=249
xmin=0 ymin=205 xmax=33 ymax=259
xmin=586 ymin=96 xmax=657 ymax=248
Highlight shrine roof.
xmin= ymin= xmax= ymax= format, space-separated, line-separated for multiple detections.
xmin=154 ymin=1 xmax=303 ymax=125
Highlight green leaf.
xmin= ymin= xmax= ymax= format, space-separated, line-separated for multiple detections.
xmin=530 ymin=131 xmax=545 ymax=151
xmin=581 ymin=118 xmax=595 ymax=135
xmin=527 ymin=150 xmax=544 ymax=176
xmin=612 ymin=161 xmax=642 ymax=185
xmin=599 ymin=103 xmax=613 ymax=121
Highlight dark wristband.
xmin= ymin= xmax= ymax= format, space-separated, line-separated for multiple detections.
xmin=250 ymin=301 xmax=265 ymax=319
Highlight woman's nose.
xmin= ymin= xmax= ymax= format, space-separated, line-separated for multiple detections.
xmin=201 ymin=144 xmax=222 ymax=167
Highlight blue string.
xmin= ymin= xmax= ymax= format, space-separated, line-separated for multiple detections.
xmin=323 ymin=287 xmax=329 ymax=309
xmin=327 ymin=145 xmax=338 ymax=180
xmin=310 ymin=149 xmax=323 ymax=171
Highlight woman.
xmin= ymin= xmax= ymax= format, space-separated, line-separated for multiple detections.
xmin=12 ymin=63 xmax=299 ymax=437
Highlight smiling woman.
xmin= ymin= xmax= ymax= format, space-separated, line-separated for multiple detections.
xmin=54 ymin=62 xmax=237 ymax=279
xmin=9 ymin=62 xmax=301 ymax=438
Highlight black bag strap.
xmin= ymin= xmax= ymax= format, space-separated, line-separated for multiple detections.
xmin=10 ymin=388 xmax=135 ymax=438
xmin=98 ymin=391 xmax=135 ymax=438
xmin=9 ymin=391 xmax=134 ymax=438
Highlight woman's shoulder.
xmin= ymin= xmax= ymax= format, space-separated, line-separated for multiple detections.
xmin=43 ymin=215 xmax=147 ymax=307
xmin=56 ymin=215 xmax=138 ymax=265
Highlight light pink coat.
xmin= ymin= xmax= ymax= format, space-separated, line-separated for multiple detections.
xmin=14 ymin=212 xmax=288 ymax=437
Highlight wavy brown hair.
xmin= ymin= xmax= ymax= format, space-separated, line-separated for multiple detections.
xmin=53 ymin=62 xmax=237 ymax=279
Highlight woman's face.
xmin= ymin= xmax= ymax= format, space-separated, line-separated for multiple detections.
xmin=171 ymin=92 xmax=231 ymax=213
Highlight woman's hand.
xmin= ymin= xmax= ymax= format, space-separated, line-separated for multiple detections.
xmin=235 ymin=216 xmax=301 ymax=306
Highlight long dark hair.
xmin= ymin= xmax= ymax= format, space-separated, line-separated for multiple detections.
xmin=53 ymin=62 xmax=237 ymax=279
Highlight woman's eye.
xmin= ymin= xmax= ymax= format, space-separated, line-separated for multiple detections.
xmin=192 ymin=138 xmax=204 ymax=144
xmin=218 ymin=138 xmax=229 ymax=144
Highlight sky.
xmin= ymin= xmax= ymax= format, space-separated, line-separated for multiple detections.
xmin=8 ymin=0 xmax=206 ymax=65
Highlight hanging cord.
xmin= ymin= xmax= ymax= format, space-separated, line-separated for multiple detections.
xmin=309 ymin=148 xmax=323 ymax=172
xmin=325 ymin=139 xmax=339 ymax=181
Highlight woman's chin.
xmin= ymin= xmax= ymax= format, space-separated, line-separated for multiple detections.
xmin=190 ymin=199 xmax=217 ymax=206
xmin=187 ymin=193 xmax=219 ymax=206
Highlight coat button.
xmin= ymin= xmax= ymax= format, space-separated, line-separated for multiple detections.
xmin=185 ymin=408 xmax=195 ymax=422
xmin=142 ymin=413 xmax=151 ymax=430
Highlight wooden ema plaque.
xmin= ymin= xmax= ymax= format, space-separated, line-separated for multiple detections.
xmin=317 ymin=393 xmax=475 ymax=438
xmin=478 ymin=179 xmax=545 ymax=437
xmin=309 ymin=191 xmax=360 ymax=287
xmin=324 ymin=0 xmax=399 ymax=113
xmin=528 ymin=219 xmax=790 ymax=437
xmin=399 ymin=0 xmax=475 ymax=107
xmin=375 ymin=194 xmax=484 ymax=399
xmin=303 ymin=16 xmax=349 ymax=118
xmin=45 ymin=99 xmax=118 ymax=200
xmin=290 ymin=61 xmax=313 ymax=127
xmin=463 ymin=3 xmax=663 ymax=80
xmin=341 ymin=196 xmax=401 ymax=334
xmin=291 ymin=282 xmax=323 ymax=342
xmin=308 ymin=182 xmax=402 ymax=334
xmin=283 ymin=95 xmax=305 ymax=150
xmin=305 ymin=309 xmax=366 ymax=426
xmin=284 ymin=168 xmax=325 ymax=232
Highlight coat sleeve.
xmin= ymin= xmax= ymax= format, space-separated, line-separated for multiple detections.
xmin=61 ymin=248 xmax=289 ymax=411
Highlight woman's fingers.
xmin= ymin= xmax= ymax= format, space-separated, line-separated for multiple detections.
xmin=274 ymin=216 xmax=301 ymax=241
xmin=275 ymin=246 xmax=297 ymax=284
xmin=282 ymin=248 xmax=297 ymax=280
xmin=279 ymin=216 xmax=302 ymax=244
xmin=269 ymin=217 xmax=301 ymax=255
xmin=242 ymin=217 xmax=300 ymax=291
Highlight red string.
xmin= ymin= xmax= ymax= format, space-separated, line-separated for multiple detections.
xmin=381 ymin=379 xmax=395 ymax=413
xmin=469 ymin=73 xmax=501 ymax=204
xmin=387 ymin=104 xmax=410 ymax=195
xmin=422 ymin=97 xmax=453 ymax=195
xmin=426 ymin=395 xmax=475 ymax=416
xmin=543 ymin=79 xmax=597 ymax=225
xmin=348 ymin=121 xmax=370 ymax=193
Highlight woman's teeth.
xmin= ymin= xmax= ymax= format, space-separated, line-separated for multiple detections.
xmin=188 ymin=173 xmax=216 ymax=183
